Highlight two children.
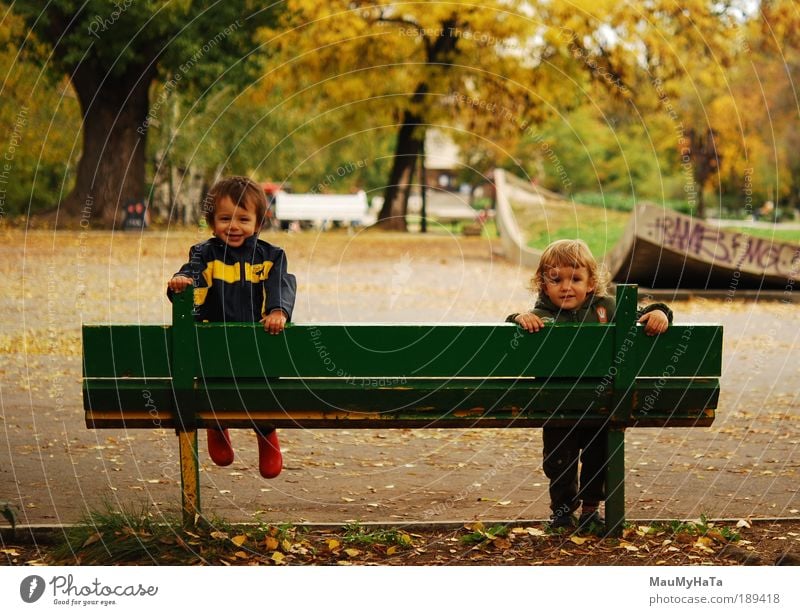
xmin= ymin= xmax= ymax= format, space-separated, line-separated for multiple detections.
xmin=168 ymin=193 xmax=669 ymax=529
xmin=168 ymin=176 xmax=296 ymax=478
xmin=506 ymin=239 xmax=672 ymax=530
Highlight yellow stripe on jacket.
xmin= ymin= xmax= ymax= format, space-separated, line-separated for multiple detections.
xmin=194 ymin=261 xmax=275 ymax=306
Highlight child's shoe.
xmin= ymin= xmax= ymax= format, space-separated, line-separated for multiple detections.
xmin=549 ymin=509 xmax=577 ymax=530
xmin=256 ymin=429 xmax=283 ymax=478
xmin=577 ymin=510 xmax=605 ymax=530
xmin=207 ymin=428 xmax=234 ymax=466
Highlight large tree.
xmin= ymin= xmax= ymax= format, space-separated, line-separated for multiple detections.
xmin=264 ymin=1 xmax=740 ymax=229
xmin=14 ymin=1 xmax=278 ymax=227
xmin=262 ymin=1 xmax=544 ymax=230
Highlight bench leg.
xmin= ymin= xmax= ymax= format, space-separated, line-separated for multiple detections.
xmin=178 ymin=430 xmax=200 ymax=527
xmin=605 ymin=427 xmax=626 ymax=536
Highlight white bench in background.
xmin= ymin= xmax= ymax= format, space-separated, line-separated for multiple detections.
xmin=275 ymin=191 xmax=372 ymax=227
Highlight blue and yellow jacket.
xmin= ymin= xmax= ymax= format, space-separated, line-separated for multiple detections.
xmin=168 ymin=236 xmax=296 ymax=322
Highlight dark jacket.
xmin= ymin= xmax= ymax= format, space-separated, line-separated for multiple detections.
xmin=506 ymin=293 xmax=672 ymax=325
xmin=168 ymin=236 xmax=296 ymax=322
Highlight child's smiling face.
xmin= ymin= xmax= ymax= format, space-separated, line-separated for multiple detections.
xmin=542 ymin=264 xmax=595 ymax=310
xmin=212 ymin=196 xmax=258 ymax=247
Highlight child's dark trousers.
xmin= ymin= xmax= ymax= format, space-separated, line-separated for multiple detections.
xmin=543 ymin=426 xmax=607 ymax=513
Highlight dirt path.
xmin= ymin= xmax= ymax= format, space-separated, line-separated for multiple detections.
xmin=1 ymin=228 xmax=799 ymax=528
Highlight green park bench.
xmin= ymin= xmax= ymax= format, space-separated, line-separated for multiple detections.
xmin=82 ymin=285 xmax=722 ymax=533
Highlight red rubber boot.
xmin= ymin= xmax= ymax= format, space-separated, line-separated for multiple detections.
xmin=207 ymin=428 xmax=234 ymax=466
xmin=256 ymin=429 xmax=283 ymax=478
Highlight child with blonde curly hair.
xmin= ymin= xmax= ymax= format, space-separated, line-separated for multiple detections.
xmin=506 ymin=239 xmax=671 ymax=530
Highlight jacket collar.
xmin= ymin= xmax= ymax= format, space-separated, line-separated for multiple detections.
xmin=534 ymin=292 xmax=603 ymax=314
xmin=209 ymin=235 xmax=259 ymax=251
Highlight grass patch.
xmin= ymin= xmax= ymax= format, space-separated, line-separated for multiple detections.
xmin=572 ymin=191 xmax=695 ymax=215
xmin=460 ymin=523 xmax=510 ymax=545
xmin=511 ymin=197 xmax=629 ymax=257
xmin=341 ymin=522 xmax=414 ymax=548
xmin=49 ymin=504 xmax=311 ymax=565
xmin=664 ymin=514 xmax=741 ymax=543
xmin=51 ymin=504 xmax=188 ymax=564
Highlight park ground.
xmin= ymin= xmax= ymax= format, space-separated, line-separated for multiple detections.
xmin=1 ymin=227 xmax=799 ymax=565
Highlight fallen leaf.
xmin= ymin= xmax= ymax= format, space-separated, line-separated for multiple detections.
xmin=693 ymin=537 xmax=715 ymax=553
xmin=271 ymin=552 xmax=285 ymax=564
xmin=327 ymin=539 xmax=340 ymax=551
xmin=231 ymin=535 xmax=247 ymax=547
xmin=344 ymin=548 xmax=361 ymax=557
xmin=525 ymin=527 xmax=546 ymax=537
xmin=492 ymin=538 xmax=512 ymax=549
xmin=570 ymin=536 xmax=590 ymax=545
xmin=736 ymin=519 xmax=751 ymax=529
xmin=264 ymin=536 xmax=279 ymax=551
xmin=82 ymin=532 xmax=102 ymax=548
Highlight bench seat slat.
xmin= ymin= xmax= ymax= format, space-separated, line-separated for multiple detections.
xmin=84 ymin=377 xmax=718 ymax=429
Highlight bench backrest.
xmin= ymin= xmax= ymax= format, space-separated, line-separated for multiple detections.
xmin=82 ymin=285 xmax=722 ymax=429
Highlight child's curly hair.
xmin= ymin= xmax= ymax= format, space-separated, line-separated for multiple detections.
xmin=531 ymin=239 xmax=611 ymax=297
xmin=202 ymin=176 xmax=267 ymax=229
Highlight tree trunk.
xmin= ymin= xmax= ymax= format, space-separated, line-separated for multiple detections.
xmin=378 ymin=17 xmax=459 ymax=230
xmin=378 ymin=108 xmax=425 ymax=230
xmin=61 ymin=63 xmax=155 ymax=228
xmin=687 ymin=127 xmax=720 ymax=220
